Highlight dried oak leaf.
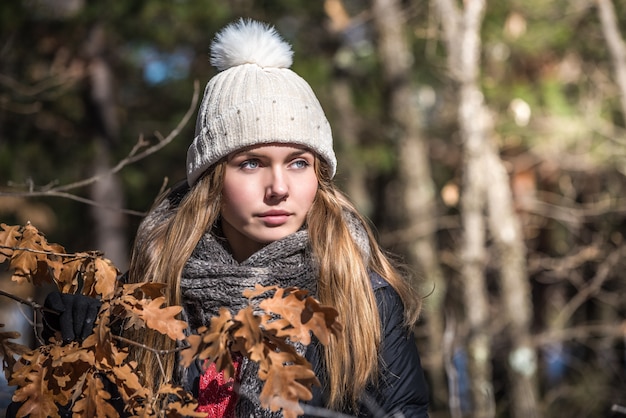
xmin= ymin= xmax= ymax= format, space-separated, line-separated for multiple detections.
xmin=0 ymin=223 xmax=21 ymax=263
xmin=56 ymin=257 xmax=83 ymax=294
xmin=180 ymin=308 xmax=236 ymax=379
xmin=110 ymin=362 xmax=150 ymax=402
xmin=164 ymin=401 xmax=208 ymax=418
xmin=0 ymin=325 xmax=30 ymax=381
xmin=10 ymin=223 xmax=64 ymax=286
xmin=300 ymin=297 xmax=342 ymax=345
xmin=126 ymin=282 xmax=168 ymax=299
xmin=259 ymin=361 xmax=319 ymax=418
xmin=259 ymin=287 xmax=342 ymax=346
xmin=72 ymin=373 xmax=119 ymax=418
xmin=48 ymin=343 xmax=94 ymax=393
xmin=179 ymin=334 xmax=203 ymax=368
xmin=72 ymin=255 xmax=119 ymax=299
xmin=9 ymin=350 xmax=66 ymax=418
xmin=92 ymin=257 xmax=119 ymax=300
xmin=115 ymin=283 xmax=169 ymax=331
xmin=116 ymin=293 xmax=148 ymax=332
xmin=256 ymin=345 xmax=306 ymax=382
xmin=158 ymin=383 xmax=206 ymax=418
xmin=231 ymin=307 xmax=265 ymax=363
xmin=241 ymin=283 xmax=278 ymax=299
xmin=137 ymin=296 xmax=187 ymax=340
xmin=10 ymin=249 xmax=42 ymax=286
xmin=82 ymin=307 xmax=122 ymax=368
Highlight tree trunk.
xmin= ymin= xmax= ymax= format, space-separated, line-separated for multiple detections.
xmin=371 ymin=0 xmax=448 ymax=406
xmin=434 ymin=0 xmax=540 ymax=416
xmin=597 ymin=0 xmax=626 ymax=120
xmin=331 ymin=76 xmax=372 ymax=216
xmin=83 ymin=24 xmax=128 ymax=269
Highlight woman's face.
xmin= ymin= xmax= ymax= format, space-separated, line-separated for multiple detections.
xmin=220 ymin=143 xmax=318 ymax=262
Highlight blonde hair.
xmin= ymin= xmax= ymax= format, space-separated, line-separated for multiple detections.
xmin=125 ymin=157 xmax=422 ymax=412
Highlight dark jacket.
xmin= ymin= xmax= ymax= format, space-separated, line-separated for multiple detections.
xmin=302 ymin=273 xmax=430 ymax=417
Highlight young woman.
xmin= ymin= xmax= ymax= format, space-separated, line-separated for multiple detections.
xmin=126 ymin=18 xmax=429 ymax=417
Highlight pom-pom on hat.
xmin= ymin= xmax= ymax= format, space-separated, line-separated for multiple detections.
xmin=186 ymin=18 xmax=336 ymax=186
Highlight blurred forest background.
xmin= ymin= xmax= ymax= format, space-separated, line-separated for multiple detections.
xmin=1 ymin=0 xmax=626 ymax=417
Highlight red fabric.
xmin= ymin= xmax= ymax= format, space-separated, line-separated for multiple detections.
xmin=196 ymin=355 xmax=242 ymax=418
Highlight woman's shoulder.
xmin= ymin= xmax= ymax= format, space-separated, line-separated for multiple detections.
xmin=368 ymin=271 xmax=389 ymax=291
xmin=368 ymin=272 xmax=405 ymax=329
xmin=368 ymin=272 xmax=402 ymax=306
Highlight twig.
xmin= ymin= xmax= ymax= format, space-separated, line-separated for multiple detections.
xmin=552 ymin=245 xmax=626 ymax=329
xmin=2 ymin=191 xmax=147 ymax=217
xmin=0 ymin=289 xmax=57 ymax=314
xmin=0 ymin=244 xmax=102 ymax=259
xmin=533 ymin=321 xmax=626 ymax=347
xmin=0 ymin=79 xmax=200 ymax=203
xmin=111 ymin=334 xmax=189 ymax=356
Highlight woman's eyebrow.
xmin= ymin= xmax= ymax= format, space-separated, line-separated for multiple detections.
xmin=232 ymin=148 xmax=311 ymax=159
xmin=286 ymin=149 xmax=312 ymax=158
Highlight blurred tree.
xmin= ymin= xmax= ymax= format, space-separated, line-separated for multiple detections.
xmin=370 ymin=0 xmax=448 ymax=410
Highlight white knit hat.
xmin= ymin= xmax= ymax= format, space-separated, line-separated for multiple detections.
xmin=186 ymin=19 xmax=336 ymax=186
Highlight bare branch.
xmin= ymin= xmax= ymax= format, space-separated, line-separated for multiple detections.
xmin=552 ymin=245 xmax=626 ymax=328
xmin=533 ymin=321 xmax=626 ymax=347
xmin=0 ymin=80 xmax=200 ymax=202
xmin=0 ymin=289 xmax=57 ymax=315
xmin=111 ymin=335 xmax=188 ymax=356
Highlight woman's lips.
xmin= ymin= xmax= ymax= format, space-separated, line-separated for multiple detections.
xmin=258 ymin=211 xmax=291 ymax=226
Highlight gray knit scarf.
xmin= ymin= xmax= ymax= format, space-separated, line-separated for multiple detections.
xmin=180 ymin=228 xmax=317 ymax=417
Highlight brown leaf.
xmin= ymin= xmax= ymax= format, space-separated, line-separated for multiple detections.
xmin=231 ymin=307 xmax=265 ymax=362
xmin=0 ymin=223 xmax=21 ymax=263
xmin=79 ymin=255 xmax=119 ymax=299
xmin=137 ymin=297 xmax=187 ymax=340
xmin=8 ymin=224 xmax=63 ymax=286
xmin=260 ymin=288 xmax=342 ymax=346
xmin=10 ymin=248 xmax=40 ymax=285
xmin=0 ymin=325 xmax=31 ymax=381
xmin=72 ymin=373 xmax=119 ymax=418
xmin=56 ymin=257 xmax=84 ymax=294
xmin=165 ymin=401 xmax=208 ymax=418
xmin=258 ymin=288 xmax=313 ymax=345
xmin=22 ymin=224 xmax=65 ymax=255
xmin=179 ymin=334 xmax=203 ymax=368
xmin=124 ymin=282 xmax=168 ymax=299
xmin=259 ymin=363 xmax=319 ymax=418
xmin=111 ymin=363 xmax=150 ymax=401
xmin=50 ymin=343 xmax=95 ymax=369
xmin=116 ymin=293 xmax=148 ymax=332
xmin=80 ymin=258 xmax=98 ymax=297
xmin=301 ymin=297 xmax=342 ymax=345
xmin=48 ymin=343 xmax=93 ymax=393
xmin=180 ymin=309 xmax=237 ymax=379
xmin=10 ymin=350 xmax=66 ymax=418
xmin=92 ymin=257 xmax=119 ymax=299
xmin=159 ymin=383 xmax=206 ymax=418
xmin=242 ymin=283 xmax=278 ymax=299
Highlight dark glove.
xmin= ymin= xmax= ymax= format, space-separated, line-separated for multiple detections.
xmin=43 ymin=292 xmax=102 ymax=343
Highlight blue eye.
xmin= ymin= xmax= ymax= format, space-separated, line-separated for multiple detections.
xmin=241 ymin=159 xmax=260 ymax=169
xmin=292 ymin=159 xmax=310 ymax=169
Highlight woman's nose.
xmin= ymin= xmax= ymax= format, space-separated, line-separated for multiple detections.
xmin=265 ymin=168 xmax=289 ymax=200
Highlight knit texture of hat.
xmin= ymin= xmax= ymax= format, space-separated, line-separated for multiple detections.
xmin=186 ymin=19 xmax=336 ymax=185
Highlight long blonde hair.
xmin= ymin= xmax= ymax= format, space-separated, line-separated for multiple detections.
xmin=125 ymin=157 xmax=422 ymax=411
